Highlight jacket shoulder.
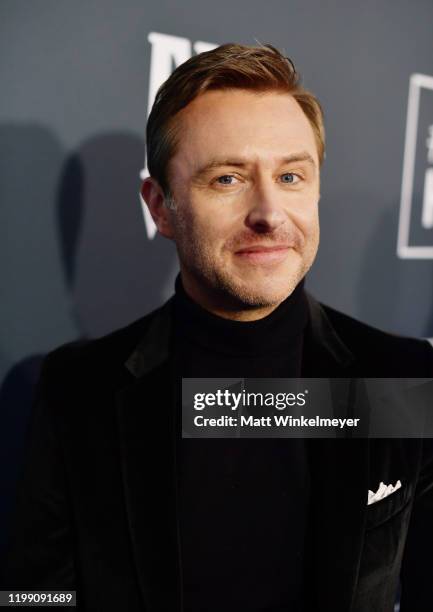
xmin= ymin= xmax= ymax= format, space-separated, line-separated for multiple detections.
xmin=42 ymin=300 xmax=171 ymax=384
xmin=320 ymin=301 xmax=433 ymax=375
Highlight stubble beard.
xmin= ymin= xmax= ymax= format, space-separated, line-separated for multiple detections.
xmin=171 ymin=207 xmax=319 ymax=310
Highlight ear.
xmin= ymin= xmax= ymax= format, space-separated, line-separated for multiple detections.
xmin=140 ymin=177 xmax=175 ymax=240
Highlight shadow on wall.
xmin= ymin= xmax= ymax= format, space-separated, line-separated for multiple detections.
xmin=0 ymin=125 xmax=179 ymax=563
xmin=63 ymin=132 xmax=179 ymax=337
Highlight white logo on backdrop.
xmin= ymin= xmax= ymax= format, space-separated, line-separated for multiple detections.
xmin=397 ymin=73 xmax=433 ymax=259
xmin=140 ymin=32 xmax=217 ymax=239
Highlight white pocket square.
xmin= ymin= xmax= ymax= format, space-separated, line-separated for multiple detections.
xmin=367 ymin=480 xmax=402 ymax=505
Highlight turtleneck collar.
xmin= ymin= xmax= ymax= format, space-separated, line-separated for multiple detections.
xmin=173 ymin=273 xmax=309 ymax=357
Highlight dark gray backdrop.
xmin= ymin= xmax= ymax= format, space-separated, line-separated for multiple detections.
xmin=1 ymin=0 xmax=433 ymax=580
xmin=2 ymin=1 xmax=433 ymax=394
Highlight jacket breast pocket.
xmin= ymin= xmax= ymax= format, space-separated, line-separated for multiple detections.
xmin=365 ymin=481 xmax=414 ymax=530
xmin=357 ymin=481 xmax=415 ymax=595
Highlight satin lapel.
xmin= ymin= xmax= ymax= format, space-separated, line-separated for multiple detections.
xmin=303 ymin=293 xmax=369 ymax=611
xmin=116 ymin=298 xmax=182 ymax=612
xmin=116 ymin=365 xmax=181 ymax=612
xmin=303 ymin=292 xmax=355 ymax=376
xmin=307 ymin=437 xmax=369 ymax=611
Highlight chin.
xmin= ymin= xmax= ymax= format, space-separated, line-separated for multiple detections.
xmin=224 ymin=276 xmax=298 ymax=308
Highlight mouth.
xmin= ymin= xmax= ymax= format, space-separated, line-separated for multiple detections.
xmin=234 ymin=245 xmax=292 ymax=265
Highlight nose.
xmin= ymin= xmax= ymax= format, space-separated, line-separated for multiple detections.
xmin=245 ymin=178 xmax=287 ymax=233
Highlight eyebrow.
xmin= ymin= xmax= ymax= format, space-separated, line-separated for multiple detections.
xmin=192 ymin=151 xmax=317 ymax=179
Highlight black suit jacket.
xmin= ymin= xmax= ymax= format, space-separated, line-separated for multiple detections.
xmin=2 ymin=293 xmax=433 ymax=612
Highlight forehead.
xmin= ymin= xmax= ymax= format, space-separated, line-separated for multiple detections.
xmin=169 ymin=89 xmax=319 ymax=176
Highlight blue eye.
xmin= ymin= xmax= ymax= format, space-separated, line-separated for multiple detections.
xmin=217 ymin=175 xmax=235 ymax=184
xmin=281 ymin=173 xmax=297 ymax=183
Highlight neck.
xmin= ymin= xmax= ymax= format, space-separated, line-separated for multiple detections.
xmin=173 ymin=272 xmax=309 ymax=361
xmin=179 ymin=271 xmax=286 ymax=322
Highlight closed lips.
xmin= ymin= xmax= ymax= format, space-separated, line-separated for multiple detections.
xmin=235 ymin=245 xmax=291 ymax=253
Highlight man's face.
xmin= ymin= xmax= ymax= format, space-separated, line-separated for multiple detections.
xmin=158 ymin=89 xmax=321 ymax=315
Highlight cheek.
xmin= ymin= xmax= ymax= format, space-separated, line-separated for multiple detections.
xmin=173 ymin=205 xmax=222 ymax=256
xmin=188 ymin=203 xmax=235 ymax=244
xmin=293 ymin=193 xmax=319 ymax=227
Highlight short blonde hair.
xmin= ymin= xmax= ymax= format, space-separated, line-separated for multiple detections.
xmin=146 ymin=43 xmax=325 ymax=195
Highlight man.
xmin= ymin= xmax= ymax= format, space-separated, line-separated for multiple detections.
xmin=2 ymin=43 xmax=433 ymax=612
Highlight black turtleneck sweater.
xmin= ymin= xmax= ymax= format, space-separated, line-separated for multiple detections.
xmin=173 ymin=275 xmax=311 ymax=612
